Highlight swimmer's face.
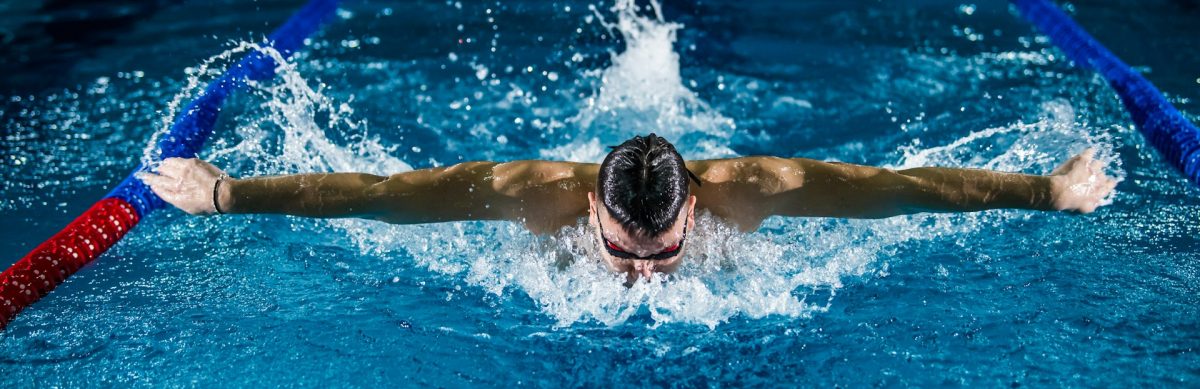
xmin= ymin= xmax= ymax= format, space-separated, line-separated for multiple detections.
xmin=587 ymin=192 xmax=696 ymax=284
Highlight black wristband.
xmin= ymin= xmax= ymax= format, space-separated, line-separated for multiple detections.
xmin=213 ymin=174 xmax=229 ymax=215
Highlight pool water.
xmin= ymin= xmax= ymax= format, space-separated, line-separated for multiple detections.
xmin=2 ymin=0 xmax=1199 ymax=386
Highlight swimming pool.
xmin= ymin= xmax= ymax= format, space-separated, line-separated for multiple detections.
xmin=2 ymin=0 xmax=1198 ymax=385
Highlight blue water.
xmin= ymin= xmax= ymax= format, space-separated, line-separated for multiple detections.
xmin=2 ymin=0 xmax=1199 ymax=386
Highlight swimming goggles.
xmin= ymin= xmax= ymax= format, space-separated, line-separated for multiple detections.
xmin=593 ymin=205 xmax=689 ymax=261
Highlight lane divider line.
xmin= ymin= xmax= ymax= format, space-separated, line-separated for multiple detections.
xmin=0 ymin=0 xmax=341 ymax=329
xmin=1011 ymin=0 xmax=1200 ymax=185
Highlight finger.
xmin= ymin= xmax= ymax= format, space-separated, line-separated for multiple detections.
xmin=137 ymin=171 xmax=175 ymax=191
xmin=143 ymin=180 xmax=176 ymax=199
xmin=1063 ymin=153 xmax=1083 ymax=167
xmin=1052 ymin=157 xmax=1077 ymax=175
xmin=144 ymin=179 xmax=175 ymax=200
xmin=1102 ymin=178 xmax=1118 ymax=195
xmin=160 ymin=157 xmax=188 ymax=169
xmin=149 ymin=177 xmax=189 ymax=201
xmin=1080 ymin=147 xmax=1096 ymax=160
xmin=1054 ymin=151 xmax=1088 ymax=175
xmin=191 ymin=158 xmax=219 ymax=173
xmin=1086 ymin=160 xmax=1102 ymax=177
xmin=158 ymin=157 xmax=188 ymax=176
xmin=153 ymin=186 xmax=183 ymax=203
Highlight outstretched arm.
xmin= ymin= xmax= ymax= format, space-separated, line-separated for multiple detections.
xmin=139 ymin=158 xmax=594 ymax=232
xmin=690 ymin=149 xmax=1116 ymax=225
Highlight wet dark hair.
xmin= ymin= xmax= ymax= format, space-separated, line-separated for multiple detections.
xmin=597 ymin=134 xmax=701 ymax=238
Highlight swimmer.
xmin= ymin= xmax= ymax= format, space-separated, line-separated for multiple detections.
xmin=139 ymin=134 xmax=1116 ymax=282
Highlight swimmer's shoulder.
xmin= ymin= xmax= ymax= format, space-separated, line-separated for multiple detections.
xmin=491 ymin=160 xmax=598 ymax=193
xmin=491 ymin=160 xmax=597 ymax=234
xmin=686 ymin=156 xmax=808 ymax=189
xmin=686 ymin=156 xmax=815 ymax=232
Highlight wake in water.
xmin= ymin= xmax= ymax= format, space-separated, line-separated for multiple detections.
xmin=141 ymin=42 xmax=411 ymax=176
xmin=545 ymin=0 xmax=736 ymax=162
xmin=143 ymin=0 xmax=1122 ymax=328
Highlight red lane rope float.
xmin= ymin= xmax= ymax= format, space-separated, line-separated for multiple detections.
xmin=0 ymin=199 xmax=139 ymax=322
xmin=0 ymin=0 xmax=339 ymax=330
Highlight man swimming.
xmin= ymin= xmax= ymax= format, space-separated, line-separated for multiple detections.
xmin=139 ymin=134 xmax=1116 ymax=282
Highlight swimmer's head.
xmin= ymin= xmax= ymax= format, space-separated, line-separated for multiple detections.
xmin=588 ymin=134 xmax=699 ymax=283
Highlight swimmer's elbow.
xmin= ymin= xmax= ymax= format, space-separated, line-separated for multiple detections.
xmin=362 ymin=162 xmax=511 ymax=224
xmin=362 ymin=171 xmax=428 ymax=222
xmin=835 ymin=169 xmax=931 ymax=218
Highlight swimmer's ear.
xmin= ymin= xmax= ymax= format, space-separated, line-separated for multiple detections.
xmin=587 ymin=192 xmax=598 ymax=224
xmin=686 ymin=195 xmax=697 ymax=229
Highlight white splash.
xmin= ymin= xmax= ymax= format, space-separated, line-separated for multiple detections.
xmin=895 ymin=100 xmax=1124 ymax=182
xmin=142 ymin=42 xmax=410 ymax=176
xmin=547 ymin=0 xmax=736 ymax=162
xmin=142 ymin=41 xmax=260 ymax=168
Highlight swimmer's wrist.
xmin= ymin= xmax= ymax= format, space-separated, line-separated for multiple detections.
xmin=217 ymin=177 xmax=238 ymax=214
xmin=1046 ymin=174 xmax=1068 ymax=212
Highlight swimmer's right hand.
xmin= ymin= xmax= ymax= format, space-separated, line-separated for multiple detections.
xmin=1048 ymin=148 xmax=1118 ymax=214
xmin=137 ymin=157 xmax=232 ymax=216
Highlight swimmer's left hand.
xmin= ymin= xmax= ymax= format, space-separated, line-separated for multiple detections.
xmin=1048 ymin=148 xmax=1117 ymax=214
xmin=136 ymin=157 xmax=231 ymax=216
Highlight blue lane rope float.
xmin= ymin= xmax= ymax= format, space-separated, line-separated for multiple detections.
xmin=0 ymin=0 xmax=340 ymax=329
xmin=1011 ymin=0 xmax=1200 ymax=185
xmin=114 ymin=0 xmax=341 ymax=216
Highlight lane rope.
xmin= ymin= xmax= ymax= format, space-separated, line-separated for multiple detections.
xmin=0 ymin=0 xmax=341 ymax=329
xmin=1011 ymin=0 xmax=1200 ymax=185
